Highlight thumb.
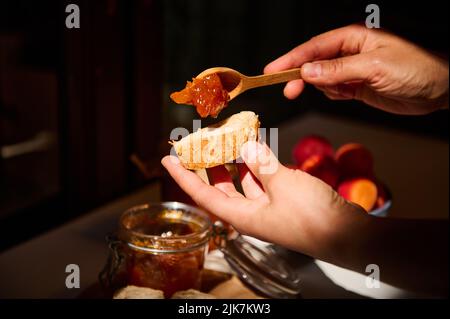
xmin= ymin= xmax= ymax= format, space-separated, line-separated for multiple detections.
xmin=240 ymin=141 xmax=285 ymax=189
xmin=301 ymin=53 xmax=372 ymax=86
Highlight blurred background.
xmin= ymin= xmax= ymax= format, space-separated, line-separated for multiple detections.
xmin=0 ymin=0 xmax=448 ymax=251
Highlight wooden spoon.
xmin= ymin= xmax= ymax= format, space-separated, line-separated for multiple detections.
xmin=196 ymin=67 xmax=302 ymax=101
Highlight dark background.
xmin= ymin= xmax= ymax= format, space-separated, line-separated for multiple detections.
xmin=0 ymin=0 xmax=448 ymax=251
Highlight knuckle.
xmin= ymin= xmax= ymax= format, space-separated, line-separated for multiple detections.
xmin=321 ymin=59 xmax=345 ymax=85
xmin=369 ymin=56 xmax=383 ymax=69
xmin=331 ymin=58 xmax=345 ymax=74
xmin=347 ymin=23 xmax=366 ymax=33
xmin=307 ymin=38 xmax=321 ymax=60
xmin=367 ymin=56 xmax=386 ymax=81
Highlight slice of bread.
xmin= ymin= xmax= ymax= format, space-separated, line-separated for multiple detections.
xmin=171 ymin=289 xmax=216 ymax=299
xmin=113 ymin=285 xmax=164 ymax=299
xmin=171 ymin=111 xmax=260 ymax=170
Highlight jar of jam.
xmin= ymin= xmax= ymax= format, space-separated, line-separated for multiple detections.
xmin=100 ymin=202 xmax=211 ymax=298
xmin=100 ymin=201 xmax=302 ymax=299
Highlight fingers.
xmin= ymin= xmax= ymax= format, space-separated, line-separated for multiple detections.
xmin=283 ymin=79 xmax=305 ymax=100
xmin=207 ymin=165 xmax=243 ymax=198
xmin=240 ymin=141 xmax=286 ymax=191
xmin=264 ymin=24 xmax=370 ymax=100
xmin=161 ymin=156 xmax=252 ymax=225
xmin=301 ymin=53 xmax=373 ymax=86
xmin=236 ymin=163 xmax=265 ymax=200
xmin=264 ymin=24 xmax=368 ymax=74
xmin=161 ymin=156 xmax=227 ymax=203
xmin=316 ymin=83 xmax=359 ymax=100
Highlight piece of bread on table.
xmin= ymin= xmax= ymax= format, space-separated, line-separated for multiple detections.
xmin=171 ymin=111 xmax=260 ymax=170
xmin=113 ymin=285 xmax=164 ymax=299
xmin=171 ymin=289 xmax=216 ymax=299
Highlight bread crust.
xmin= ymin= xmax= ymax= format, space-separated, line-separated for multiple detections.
xmin=172 ymin=111 xmax=260 ymax=170
xmin=113 ymin=285 xmax=164 ymax=299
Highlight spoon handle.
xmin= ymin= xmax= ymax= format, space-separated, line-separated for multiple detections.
xmin=245 ymin=68 xmax=302 ymax=89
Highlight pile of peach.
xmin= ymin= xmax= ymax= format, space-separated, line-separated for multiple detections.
xmin=289 ymin=135 xmax=388 ymax=213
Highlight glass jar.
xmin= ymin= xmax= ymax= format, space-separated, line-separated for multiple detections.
xmin=100 ymin=202 xmax=211 ymax=298
xmin=100 ymin=201 xmax=302 ymax=299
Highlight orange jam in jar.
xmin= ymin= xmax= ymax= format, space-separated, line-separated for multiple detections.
xmin=100 ymin=202 xmax=212 ymax=298
xmin=170 ymin=73 xmax=230 ymax=118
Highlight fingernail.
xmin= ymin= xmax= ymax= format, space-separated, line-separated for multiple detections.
xmin=303 ymin=63 xmax=322 ymax=78
xmin=170 ymin=156 xmax=181 ymax=165
xmin=162 ymin=155 xmax=180 ymax=167
xmin=240 ymin=141 xmax=263 ymax=164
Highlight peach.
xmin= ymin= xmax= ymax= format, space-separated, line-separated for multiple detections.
xmin=335 ymin=143 xmax=374 ymax=178
xmin=338 ymin=178 xmax=378 ymax=212
xmin=292 ymin=135 xmax=334 ymax=166
xmin=300 ymin=154 xmax=340 ymax=189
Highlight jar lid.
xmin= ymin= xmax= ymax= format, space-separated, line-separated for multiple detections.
xmin=214 ymin=224 xmax=302 ymax=298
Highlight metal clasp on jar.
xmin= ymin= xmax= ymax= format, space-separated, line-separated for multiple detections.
xmin=212 ymin=220 xmax=230 ymax=249
xmin=99 ymin=233 xmax=125 ymax=290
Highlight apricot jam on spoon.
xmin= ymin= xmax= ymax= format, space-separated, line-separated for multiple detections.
xmin=171 ymin=67 xmax=302 ymax=118
xmin=170 ymin=73 xmax=229 ymax=118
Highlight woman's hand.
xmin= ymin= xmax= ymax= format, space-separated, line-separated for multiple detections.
xmin=264 ymin=24 xmax=449 ymax=115
xmin=161 ymin=141 xmax=368 ymax=262
xmin=162 ymin=141 xmax=448 ymax=295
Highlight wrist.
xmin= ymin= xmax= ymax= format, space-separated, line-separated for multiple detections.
xmin=318 ymin=202 xmax=374 ymax=270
